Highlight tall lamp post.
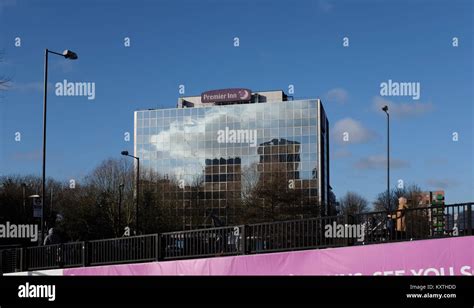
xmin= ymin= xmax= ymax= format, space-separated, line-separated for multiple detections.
xmin=382 ymin=105 xmax=390 ymax=210
xmin=121 ymin=151 xmax=140 ymax=234
xmin=21 ymin=183 xmax=26 ymax=216
xmin=118 ymin=183 xmax=124 ymax=234
xmin=41 ymin=49 xmax=78 ymax=244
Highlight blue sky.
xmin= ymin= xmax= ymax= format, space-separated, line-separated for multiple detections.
xmin=0 ymin=0 xmax=472 ymax=205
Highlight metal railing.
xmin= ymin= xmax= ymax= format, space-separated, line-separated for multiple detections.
xmin=352 ymin=203 xmax=473 ymax=244
xmin=246 ymin=215 xmax=349 ymax=254
xmin=0 ymin=248 xmax=22 ymax=274
xmin=88 ymin=234 xmax=158 ymax=266
xmin=26 ymin=242 xmax=84 ymax=271
xmin=0 ymin=202 xmax=472 ymax=274
xmin=161 ymin=225 xmax=245 ymax=260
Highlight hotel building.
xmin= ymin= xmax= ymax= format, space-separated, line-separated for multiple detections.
xmin=134 ymin=89 xmax=331 ymax=229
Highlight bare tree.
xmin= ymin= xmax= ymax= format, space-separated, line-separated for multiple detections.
xmin=241 ymin=162 xmax=259 ymax=206
xmin=240 ymin=163 xmax=310 ymax=223
xmin=373 ymin=184 xmax=423 ymax=212
xmin=338 ymin=191 xmax=369 ymax=216
xmin=85 ymin=158 xmax=135 ymax=236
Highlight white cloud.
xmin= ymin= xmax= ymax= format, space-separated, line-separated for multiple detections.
xmin=11 ymin=82 xmax=42 ymax=91
xmin=10 ymin=81 xmax=53 ymax=92
xmin=354 ymin=155 xmax=409 ymax=170
xmin=426 ymin=178 xmax=459 ymax=189
xmin=334 ymin=149 xmax=351 ymax=159
xmin=53 ymin=60 xmax=75 ymax=73
xmin=332 ymin=117 xmax=376 ymax=145
xmin=318 ymin=0 xmax=334 ymax=13
xmin=373 ymin=96 xmax=434 ymax=118
xmin=325 ymin=88 xmax=348 ymax=104
xmin=145 ymin=105 xmax=263 ymax=181
xmin=140 ymin=100 xmax=329 ymax=180
xmin=0 ymin=0 xmax=16 ymax=14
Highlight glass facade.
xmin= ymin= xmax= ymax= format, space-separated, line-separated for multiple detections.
xmin=135 ymin=99 xmax=329 ymax=229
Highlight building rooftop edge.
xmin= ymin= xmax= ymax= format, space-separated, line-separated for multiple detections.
xmin=134 ymin=98 xmax=321 ymax=112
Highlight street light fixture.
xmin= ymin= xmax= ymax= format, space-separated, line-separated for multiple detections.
xmin=41 ymin=48 xmax=78 ymax=245
xmin=382 ymin=105 xmax=390 ymax=211
xmin=62 ymin=50 xmax=78 ymax=60
xmin=121 ymin=150 xmax=140 ymax=234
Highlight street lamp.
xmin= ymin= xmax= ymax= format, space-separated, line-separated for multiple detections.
xmin=118 ymin=183 xmax=124 ymax=234
xmin=382 ymin=105 xmax=390 ymax=210
xmin=28 ymin=194 xmax=41 ymax=228
xmin=121 ymin=150 xmax=140 ymax=234
xmin=21 ymin=183 xmax=26 ymax=216
xmin=41 ymin=48 xmax=78 ymax=245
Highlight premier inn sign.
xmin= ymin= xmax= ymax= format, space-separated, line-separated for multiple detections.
xmin=201 ymin=88 xmax=252 ymax=103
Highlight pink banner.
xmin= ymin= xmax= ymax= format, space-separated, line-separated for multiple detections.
xmin=64 ymin=236 xmax=474 ymax=276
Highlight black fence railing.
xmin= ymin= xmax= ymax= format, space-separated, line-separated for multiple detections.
xmin=26 ymin=242 xmax=84 ymax=271
xmin=352 ymin=202 xmax=473 ymax=244
xmin=88 ymin=234 xmax=158 ymax=266
xmin=0 ymin=202 xmax=472 ymax=274
xmin=246 ymin=215 xmax=349 ymax=254
xmin=161 ymin=225 xmax=245 ymax=260
xmin=0 ymin=247 xmax=22 ymax=274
